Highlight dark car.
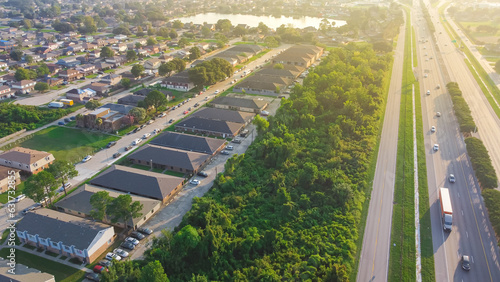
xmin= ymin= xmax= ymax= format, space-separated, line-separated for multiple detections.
xmin=98 ymin=260 xmax=113 ymax=267
xmin=168 ymin=119 xmax=174 ymax=123
xmin=86 ymin=273 xmax=101 ymax=281
xmin=121 ymin=242 xmax=135 ymax=250
xmin=130 ymin=231 xmax=145 ymax=240
xmin=124 ymin=145 xmax=132 ymax=151
xmin=220 ymin=150 xmax=230 ymax=155
xmin=232 ymin=138 xmax=242 ymax=144
xmin=58 ymin=121 xmax=65 ymax=125
xmin=70 ymin=116 xmax=76 ymax=120
xmin=197 ymin=171 xmax=208 ymax=178
xmin=462 ymin=255 xmax=471 ymax=271
xmin=112 ymin=152 xmax=121 ymax=158
xmin=106 ymin=141 xmax=117 ymax=148
xmin=64 ymin=118 xmax=71 ymax=123
xmin=137 ymin=227 xmax=153 ymax=235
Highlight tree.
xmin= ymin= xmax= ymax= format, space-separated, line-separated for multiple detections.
xmin=169 ymin=29 xmax=178 ymax=39
xmin=144 ymin=90 xmax=167 ymax=112
xmin=253 ymin=114 xmax=269 ymax=134
xmin=189 ymin=47 xmax=201 ymax=60
xmin=126 ymin=50 xmax=137 ymax=62
xmin=113 ymin=26 xmax=132 ymax=35
xmin=172 ymin=20 xmax=184 ymax=29
xmin=15 ymin=68 xmax=36 ymax=81
xmin=216 ymin=19 xmax=232 ymax=33
xmin=139 ymin=261 xmax=169 ymax=282
xmin=22 ymin=19 xmax=32 ymax=29
xmin=496 ymin=60 xmax=500 ymax=74
xmin=52 ymin=20 xmax=75 ymax=33
xmin=10 ymin=49 xmax=23 ymax=61
xmin=265 ymin=36 xmax=279 ymax=48
xmin=201 ymin=26 xmax=211 ymax=38
xmin=100 ymin=46 xmax=114 ymax=58
xmin=178 ymin=37 xmax=189 ymax=48
xmin=171 ymin=58 xmax=186 ymax=72
xmin=135 ymin=42 xmax=142 ymax=49
xmin=90 ymin=191 xmax=112 ymax=221
xmin=233 ymin=26 xmax=247 ymax=37
xmin=273 ymin=63 xmax=284 ymax=70
xmin=36 ymin=63 xmax=50 ymax=77
xmin=131 ymin=64 xmax=145 ymax=77
xmin=24 ymin=55 xmax=33 ymax=64
xmin=157 ymin=27 xmax=170 ymax=38
xmin=85 ymin=100 xmax=102 ymax=110
xmin=24 ymin=171 xmax=56 ymax=205
xmin=373 ymin=41 xmax=393 ymax=53
xmin=34 ymin=82 xmax=49 ymax=92
xmin=121 ymin=78 xmax=131 ymax=89
xmin=46 ymin=160 xmax=78 ymax=196
xmin=159 ymin=62 xmax=175 ymax=76
xmin=136 ymin=26 xmax=145 ymax=37
xmin=80 ymin=16 xmax=97 ymax=34
xmin=258 ymin=22 xmax=269 ymax=34
xmin=129 ymin=107 xmax=146 ymax=122
xmin=147 ymin=37 xmax=157 ymax=46
xmin=108 ymin=195 xmax=143 ymax=229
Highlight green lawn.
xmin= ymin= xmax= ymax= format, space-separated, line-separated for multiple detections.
xmin=0 ymin=248 xmax=86 ymax=282
xmin=14 ymin=126 xmax=120 ymax=164
xmin=104 ymin=69 xmax=116 ymax=73
xmin=86 ymin=74 xmax=98 ymax=79
xmin=164 ymin=170 xmax=185 ymax=177
xmin=117 ymin=125 xmax=137 ymax=136
xmin=0 ymin=182 xmax=24 ymax=204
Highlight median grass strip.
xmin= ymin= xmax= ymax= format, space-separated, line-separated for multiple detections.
xmin=413 ymin=27 xmax=418 ymax=68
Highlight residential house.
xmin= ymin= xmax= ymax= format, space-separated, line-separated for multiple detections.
xmin=114 ymin=34 xmax=127 ymax=41
xmin=16 ymin=209 xmax=115 ymax=264
xmin=77 ymin=107 xmax=127 ymax=132
xmin=0 ymin=166 xmax=20 ymax=193
xmin=76 ymin=64 xmax=96 ymax=76
xmin=80 ymin=35 xmax=94 ymax=43
xmin=45 ymin=63 xmax=61 ymax=75
xmin=160 ymin=70 xmax=195 ymax=92
xmin=41 ymin=77 xmax=64 ymax=87
xmin=88 ymin=49 xmax=101 ymax=58
xmin=191 ymin=107 xmax=255 ymax=126
xmin=68 ymin=44 xmax=84 ymax=53
xmin=90 ymin=165 xmax=185 ymax=204
xmin=82 ymin=42 xmax=97 ymax=51
xmin=57 ymin=57 xmax=80 ymax=68
xmin=271 ymin=45 xmax=324 ymax=68
xmin=150 ymin=132 xmax=226 ymax=155
xmin=99 ymin=73 xmax=122 ymax=86
xmin=55 ymin=184 xmax=161 ymax=230
xmin=105 ymin=56 xmax=126 ymax=67
xmin=93 ymin=39 xmax=107 ymax=47
xmin=112 ymin=43 xmax=128 ymax=52
xmin=42 ymin=52 xmax=58 ymax=61
xmin=175 ymin=116 xmax=245 ymax=138
xmin=44 ymin=42 xmax=58 ymax=50
xmin=144 ymin=58 xmax=161 ymax=70
xmin=0 ymin=85 xmax=15 ymax=100
xmin=0 ymin=147 xmax=55 ymax=175
xmin=87 ymin=82 xmax=110 ymax=96
xmin=0 ymin=61 xmax=7 ymax=69
xmin=11 ymin=80 xmax=36 ymax=94
xmin=117 ymin=94 xmax=146 ymax=106
xmin=59 ymin=69 xmax=83 ymax=81
xmin=0 ymin=260 xmax=55 ymax=281
xmin=210 ymin=96 xmax=268 ymax=113
xmin=66 ymin=88 xmax=95 ymax=103
xmin=233 ymin=74 xmax=292 ymax=95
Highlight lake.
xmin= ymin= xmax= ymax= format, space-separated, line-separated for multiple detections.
xmin=175 ymin=13 xmax=346 ymax=29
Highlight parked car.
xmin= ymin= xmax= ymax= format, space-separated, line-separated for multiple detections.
xmin=93 ymin=265 xmax=108 ymax=274
xmin=82 ymin=155 xmax=92 ymax=162
xmin=214 ymin=90 xmax=220 ymax=94
xmin=86 ymin=272 xmax=101 ymax=281
xmin=260 ymin=110 xmax=269 ymax=116
xmin=436 ymin=112 xmax=441 ymax=117
xmin=130 ymin=231 xmax=145 ymax=240
xmin=147 ymin=120 xmax=154 ymax=125
xmin=232 ymin=138 xmax=242 ymax=144
xmin=125 ymin=145 xmax=132 ymax=151
xmin=105 ymin=252 xmax=121 ymax=261
xmin=168 ymin=119 xmax=174 ymax=123
xmin=112 ymin=152 xmax=121 ymax=158
xmin=157 ymin=113 xmax=167 ymax=118
xmin=113 ymin=248 xmax=129 ymax=258
xmin=220 ymin=150 xmax=230 ymax=155
xmin=64 ymin=118 xmax=71 ymax=123
xmin=70 ymin=116 xmax=76 ymax=120
xmin=132 ymin=139 xmax=142 ymax=145
xmin=137 ymin=227 xmax=153 ymax=235
xmin=58 ymin=121 xmax=65 ymax=125
xmin=426 ymin=90 xmax=431 ymax=95
xmin=183 ymin=110 xmax=189 ymax=115
xmin=197 ymin=171 xmax=208 ymax=178
xmin=226 ymin=145 xmax=234 ymax=151
xmin=190 ymin=179 xmax=200 ymax=185
xmin=153 ymin=128 xmax=161 ymax=134
xmin=21 ymin=206 xmax=36 ymax=215
xmin=13 ymin=194 xmax=26 ymax=203
xmin=449 ymin=174 xmax=456 ymax=183
xmin=58 ymin=183 xmax=71 ymax=192
xmin=120 ymin=242 xmax=135 ymax=250
xmin=106 ymin=141 xmax=117 ymax=148
xmin=125 ymin=237 xmax=139 ymax=246
xmin=142 ymin=133 xmax=151 ymax=139
xmin=98 ymin=260 xmax=113 ymax=267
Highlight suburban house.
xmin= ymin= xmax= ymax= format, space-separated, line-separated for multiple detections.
xmin=190 ymin=107 xmax=255 ymax=126
xmin=160 ymin=70 xmax=195 ymax=92
xmin=144 ymin=58 xmax=161 ymax=70
xmin=41 ymin=77 xmax=64 ymax=87
xmin=112 ymin=43 xmax=128 ymax=52
xmin=45 ymin=63 xmax=61 ymax=75
xmin=117 ymin=94 xmax=146 ymax=106
xmin=89 ymin=49 xmax=101 ymax=58
xmin=90 ymin=165 xmax=185 ymax=204
xmin=57 ymin=57 xmax=80 ymax=68
xmin=77 ymin=104 xmax=133 ymax=132
xmin=114 ymin=34 xmax=127 ymax=41
xmin=87 ymin=82 xmax=110 ymax=96
xmin=16 ymin=209 xmax=115 ymax=264
xmin=0 ymin=85 xmax=15 ymax=100
xmin=233 ymin=74 xmax=292 ymax=95
xmin=59 ymin=69 xmax=83 ymax=81
xmin=175 ymin=116 xmax=244 ymax=138
xmin=66 ymin=88 xmax=96 ymax=103
xmin=128 ymin=145 xmax=211 ymax=175
xmin=133 ymin=88 xmax=171 ymax=99
xmin=82 ymin=42 xmax=97 ymax=51
xmin=0 ymin=147 xmax=55 ymax=175
xmin=76 ymin=64 xmax=97 ymax=76
xmin=150 ymin=132 xmax=226 ymax=155
xmin=210 ymin=96 xmax=268 ymax=113
xmin=271 ymin=45 xmax=324 ymax=68
xmin=0 ymin=260 xmax=54 ymax=282
xmin=55 ymin=184 xmax=161 ymax=230
xmin=99 ymin=73 xmax=122 ymax=86
xmin=11 ymin=80 xmax=36 ymax=94
xmin=0 ymin=166 xmax=20 ymax=193
xmin=105 ymin=56 xmax=126 ymax=67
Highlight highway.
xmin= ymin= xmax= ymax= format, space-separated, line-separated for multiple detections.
xmin=356 ymin=14 xmax=405 ymax=282
xmin=415 ymin=1 xmax=500 ymax=281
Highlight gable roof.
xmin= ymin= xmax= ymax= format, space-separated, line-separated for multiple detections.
xmin=150 ymin=132 xmax=226 ymax=154
xmin=190 ymin=107 xmax=254 ymax=124
xmin=0 ymin=147 xmax=52 ymax=164
xmin=16 ymin=209 xmax=112 ymax=250
xmin=101 ymin=103 xmax=135 ymax=114
xmin=210 ymin=96 xmax=268 ymax=110
xmin=90 ymin=165 xmax=184 ymax=200
xmin=175 ymin=116 xmax=243 ymax=136
xmin=128 ymin=145 xmax=210 ymax=171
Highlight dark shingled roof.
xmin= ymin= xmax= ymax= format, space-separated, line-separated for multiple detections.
xmin=16 ymin=209 xmax=112 ymax=250
xmin=210 ymin=96 xmax=268 ymax=110
xmin=90 ymin=165 xmax=184 ymax=200
xmin=175 ymin=116 xmax=244 ymax=136
xmin=190 ymin=107 xmax=254 ymax=124
xmin=128 ymin=145 xmax=210 ymax=171
xmin=150 ymin=132 xmax=225 ymax=154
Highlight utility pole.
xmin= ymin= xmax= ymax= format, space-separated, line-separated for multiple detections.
xmin=150 ymin=159 xmax=152 ymax=170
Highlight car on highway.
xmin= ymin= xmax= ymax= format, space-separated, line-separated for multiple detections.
xmin=105 ymin=252 xmax=121 ymax=261
xmin=113 ymin=248 xmax=129 ymax=258
xmin=436 ymin=112 xmax=441 ymax=117
xmin=112 ymin=152 xmax=121 ymax=158
xmin=106 ymin=141 xmax=117 ymax=148
xmin=58 ymin=121 xmax=65 ymax=125
xmin=197 ymin=171 xmax=208 ymax=177
xmin=142 ymin=133 xmax=151 ymax=139
xmin=426 ymin=90 xmax=431 ymax=95
xmin=125 ymin=237 xmax=139 ymax=246
xmin=138 ymin=227 xmax=153 ymax=235
xmin=449 ymin=174 xmax=456 ymax=183
xmin=120 ymin=242 xmax=135 ymax=250
xmin=461 ymin=255 xmax=471 ymax=271
xmin=130 ymin=231 xmax=145 ymax=240
xmin=220 ymin=150 xmax=230 ymax=155
xmin=190 ymin=179 xmax=200 ymax=185
xmin=431 ymin=126 xmax=436 ymax=133
xmin=82 ymin=155 xmax=92 ymax=162
xmin=433 ymin=144 xmax=439 ymax=151
xmin=132 ymin=139 xmax=142 ymax=145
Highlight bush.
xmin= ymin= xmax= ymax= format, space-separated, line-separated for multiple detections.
xmin=482 ymin=189 xmax=500 ymax=239
xmin=446 ymin=82 xmax=476 ymax=133
xmin=465 ymin=137 xmax=498 ymax=189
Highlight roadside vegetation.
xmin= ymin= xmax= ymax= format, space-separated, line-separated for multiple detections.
xmin=103 ymin=43 xmax=392 ymax=281
xmin=464 ymin=137 xmax=498 ymax=189
xmin=446 ymin=82 xmax=477 ymax=133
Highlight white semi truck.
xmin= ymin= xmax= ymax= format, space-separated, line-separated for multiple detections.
xmin=440 ymin=187 xmax=453 ymax=231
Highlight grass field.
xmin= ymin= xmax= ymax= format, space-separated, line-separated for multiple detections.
xmin=458 ymin=21 xmax=500 ymax=44
xmin=12 ymin=126 xmax=120 ymax=164
xmin=0 ymin=248 xmax=86 ymax=282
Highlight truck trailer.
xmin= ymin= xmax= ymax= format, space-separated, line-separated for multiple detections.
xmin=439 ymin=187 xmax=453 ymax=231
xmin=48 ymin=102 xmax=64 ymax=108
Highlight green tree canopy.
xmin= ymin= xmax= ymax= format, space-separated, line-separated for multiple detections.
xmin=121 ymin=78 xmax=132 ymax=89
xmin=144 ymin=90 xmax=167 ymax=112
xmin=100 ymin=46 xmax=115 ymax=58
xmin=46 ymin=160 xmax=78 ymax=196
xmin=126 ymin=50 xmax=137 ymax=61
xmin=159 ymin=62 xmax=175 ymax=76
xmin=129 ymin=107 xmax=146 ymax=123
xmin=139 ymin=261 xmax=169 ymax=282
xmin=131 ymin=64 xmax=145 ymax=77
xmin=10 ymin=49 xmax=24 ymax=61
xmin=85 ymin=100 xmax=102 ymax=110
xmin=34 ymin=82 xmax=49 ymax=92
xmin=90 ymin=191 xmax=112 ymax=221
xmin=107 ymin=194 xmax=143 ymax=229
xmin=15 ymin=68 xmax=37 ymax=81
xmin=189 ymin=47 xmax=201 ymax=60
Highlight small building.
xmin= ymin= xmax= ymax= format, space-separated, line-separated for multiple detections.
xmin=76 ymin=64 xmax=97 ymax=76
xmin=150 ymin=132 xmax=226 ymax=155
xmin=210 ymin=96 xmax=268 ymax=113
xmin=0 ymin=147 xmax=55 ymax=175
xmin=160 ymin=70 xmax=194 ymax=92
xmin=190 ymin=107 xmax=255 ymax=125
xmin=58 ymin=69 xmax=83 ymax=81
xmin=66 ymin=88 xmax=95 ymax=103
xmin=117 ymin=94 xmax=146 ymax=106
xmin=175 ymin=116 xmax=244 ymax=138
xmin=11 ymin=80 xmax=36 ymax=94
xmin=90 ymin=165 xmax=185 ymax=204
xmin=0 ymin=166 xmax=20 ymax=193
xmin=77 ymin=106 xmax=128 ymax=132
xmin=99 ymin=73 xmax=122 ymax=86
xmin=57 ymin=57 xmax=80 ymax=68
xmin=16 ymin=209 xmax=115 ymax=264
xmin=87 ymin=82 xmax=110 ymax=96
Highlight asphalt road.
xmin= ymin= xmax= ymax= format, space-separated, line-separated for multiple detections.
xmin=416 ymin=1 xmax=500 ymax=281
xmin=356 ymin=14 xmax=406 ymax=282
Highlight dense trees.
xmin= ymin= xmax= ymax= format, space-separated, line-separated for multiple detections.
xmin=131 ymin=64 xmax=145 ymax=78
xmin=15 ymin=68 xmax=37 ymax=81
xmin=129 ymin=107 xmax=146 ymax=123
xmin=85 ymin=100 xmax=102 ymax=110
xmin=189 ymin=47 xmax=201 ymax=60
xmin=100 ymin=46 xmax=115 ymax=58
xmin=126 ymin=50 xmax=137 ymax=62
xmin=90 ymin=192 xmax=143 ymax=229
xmin=10 ymin=49 xmax=23 ymax=61
xmin=143 ymin=90 xmax=167 ymax=112
xmin=24 ymin=171 xmax=55 ymax=205
xmin=46 ymin=160 xmax=78 ymax=196
xmin=34 ymin=82 xmax=49 ymax=92
xmin=446 ymin=82 xmax=476 ymax=133
xmin=121 ymin=78 xmax=132 ymax=89
xmin=464 ymin=137 xmax=498 ymax=189
xmin=104 ymin=43 xmax=391 ymax=281
xmin=188 ymin=58 xmax=233 ymax=87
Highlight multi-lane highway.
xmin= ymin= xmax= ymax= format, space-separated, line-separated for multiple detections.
xmin=415 ymin=1 xmax=500 ymax=281
xmin=356 ymin=14 xmax=406 ymax=282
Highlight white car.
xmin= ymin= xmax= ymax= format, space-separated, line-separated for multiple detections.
xmin=113 ymin=248 xmax=129 ymax=258
xmin=82 ymin=155 xmax=92 ymax=162
xmin=424 ymin=73 xmax=428 ymax=78
xmin=153 ymin=128 xmax=161 ymax=134
xmin=433 ymin=144 xmax=439 ymax=151
xmin=214 ymin=90 xmax=220 ymax=94
xmin=132 ymin=139 xmax=142 ymax=145
xmin=449 ymin=174 xmax=456 ymax=183
xmin=426 ymin=90 xmax=431 ymax=95
xmin=14 ymin=194 xmax=26 ymax=203
xmin=430 ymin=126 xmax=436 ymax=132
xmin=142 ymin=133 xmax=151 ymax=139
xmin=105 ymin=252 xmax=122 ymax=261
xmin=190 ymin=179 xmax=200 ymax=185
xmin=226 ymin=145 xmax=234 ymax=151
xmin=125 ymin=237 xmax=139 ymax=246
xmin=436 ymin=112 xmax=441 ymax=117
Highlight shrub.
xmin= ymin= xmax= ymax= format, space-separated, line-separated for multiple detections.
xmin=465 ymin=137 xmax=498 ymax=189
